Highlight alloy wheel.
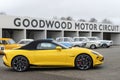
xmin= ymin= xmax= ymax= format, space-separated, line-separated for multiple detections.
xmin=90 ymin=44 xmax=96 ymax=49
xmin=75 ymin=54 xmax=92 ymax=70
xmin=11 ymin=56 xmax=29 ymax=72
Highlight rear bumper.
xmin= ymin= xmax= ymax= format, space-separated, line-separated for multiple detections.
xmin=3 ymin=62 xmax=10 ymax=67
xmin=2 ymin=56 xmax=11 ymax=67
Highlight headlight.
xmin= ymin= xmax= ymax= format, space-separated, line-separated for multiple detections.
xmin=91 ymin=50 xmax=99 ymax=55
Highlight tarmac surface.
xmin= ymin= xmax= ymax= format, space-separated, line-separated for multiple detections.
xmin=0 ymin=46 xmax=120 ymax=80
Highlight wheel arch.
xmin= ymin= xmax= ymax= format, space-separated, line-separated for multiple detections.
xmin=11 ymin=55 xmax=30 ymax=67
xmin=74 ymin=53 xmax=93 ymax=68
xmin=101 ymin=43 xmax=108 ymax=48
xmin=90 ymin=44 xmax=97 ymax=49
xmin=74 ymin=45 xmax=80 ymax=47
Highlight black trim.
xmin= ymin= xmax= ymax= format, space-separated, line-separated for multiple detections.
xmin=19 ymin=39 xmax=68 ymax=50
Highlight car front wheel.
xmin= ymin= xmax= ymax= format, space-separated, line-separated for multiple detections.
xmin=75 ymin=54 xmax=93 ymax=70
xmin=11 ymin=56 xmax=29 ymax=72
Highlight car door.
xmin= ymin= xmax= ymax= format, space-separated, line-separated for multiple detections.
xmin=33 ymin=42 xmax=69 ymax=66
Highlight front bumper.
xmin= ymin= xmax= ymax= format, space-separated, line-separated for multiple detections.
xmin=93 ymin=55 xmax=104 ymax=66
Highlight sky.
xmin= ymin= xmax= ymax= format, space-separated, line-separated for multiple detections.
xmin=0 ymin=0 xmax=120 ymax=24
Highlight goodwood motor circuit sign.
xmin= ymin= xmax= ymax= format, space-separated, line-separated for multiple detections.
xmin=14 ymin=17 xmax=119 ymax=32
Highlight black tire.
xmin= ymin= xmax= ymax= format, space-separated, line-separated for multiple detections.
xmin=102 ymin=44 xmax=108 ymax=48
xmin=75 ymin=54 xmax=93 ymax=70
xmin=11 ymin=56 xmax=29 ymax=72
xmin=74 ymin=45 xmax=80 ymax=47
xmin=90 ymin=44 xmax=96 ymax=49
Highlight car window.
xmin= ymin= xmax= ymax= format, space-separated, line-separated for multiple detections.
xmin=0 ymin=40 xmax=8 ymax=44
xmin=0 ymin=40 xmax=2 ymax=44
xmin=74 ymin=38 xmax=86 ymax=42
xmin=88 ymin=38 xmax=96 ymax=41
xmin=7 ymin=39 xmax=16 ymax=44
xmin=36 ymin=42 xmax=57 ymax=50
xmin=64 ymin=38 xmax=69 ymax=42
xmin=19 ymin=41 xmax=31 ymax=44
xmin=19 ymin=41 xmax=25 ymax=44
xmin=74 ymin=38 xmax=79 ymax=42
xmin=56 ymin=38 xmax=63 ymax=42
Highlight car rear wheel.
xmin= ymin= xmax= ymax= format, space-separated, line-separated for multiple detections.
xmin=90 ymin=44 xmax=96 ymax=49
xmin=75 ymin=54 xmax=93 ymax=70
xmin=74 ymin=45 xmax=80 ymax=47
xmin=102 ymin=44 xmax=108 ymax=48
xmin=11 ymin=56 xmax=29 ymax=72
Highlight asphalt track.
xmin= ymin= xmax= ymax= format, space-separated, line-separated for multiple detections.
xmin=0 ymin=46 xmax=120 ymax=80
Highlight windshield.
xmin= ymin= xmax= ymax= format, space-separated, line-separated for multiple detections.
xmin=7 ymin=39 xmax=16 ymax=44
xmin=56 ymin=37 xmax=73 ymax=42
xmin=88 ymin=37 xmax=100 ymax=41
xmin=56 ymin=38 xmax=63 ymax=42
xmin=64 ymin=38 xmax=71 ymax=42
xmin=19 ymin=41 xmax=32 ymax=44
xmin=74 ymin=38 xmax=86 ymax=42
xmin=88 ymin=38 xmax=96 ymax=41
xmin=53 ymin=41 xmax=69 ymax=49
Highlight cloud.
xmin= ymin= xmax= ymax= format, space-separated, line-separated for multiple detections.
xmin=1 ymin=0 xmax=120 ymax=24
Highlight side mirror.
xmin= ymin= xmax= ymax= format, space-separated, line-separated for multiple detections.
xmin=56 ymin=46 xmax=62 ymax=51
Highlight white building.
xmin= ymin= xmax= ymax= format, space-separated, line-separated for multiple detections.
xmin=0 ymin=15 xmax=120 ymax=45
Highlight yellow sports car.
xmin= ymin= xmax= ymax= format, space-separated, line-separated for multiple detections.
xmin=2 ymin=39 xmax=104 ymax=72
xmin=0 ymin=38 xmax=21 ymax=54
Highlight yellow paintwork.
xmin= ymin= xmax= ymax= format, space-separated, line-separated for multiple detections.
xmin=3 ymin=47 xmax=104 ymax=68
xmin=0 ymin=38 xmax=21 ymax=54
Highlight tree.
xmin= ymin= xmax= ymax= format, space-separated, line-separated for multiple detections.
xmin=53 ymin=16 xmax=58 ymax=20
xmin=66 ymin=16 xmax=73 ymax=21
xmin=60 ymin=16 xmax=73 ymax=21
xmin=89 ymin=18 xmax=97 ymax=22
xmin=101 ymin=19 xmax=112 ymax=24
xmin=0 ymin=12 xmax=6 ymax=15
xmin=78 ymin=19 xmax=86 ymax=22
xmin=60 ymin=17 xmax=66 ymax=20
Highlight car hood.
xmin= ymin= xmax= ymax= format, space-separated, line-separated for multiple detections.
xmin=70 ymin=47 xmax=91 ymax=53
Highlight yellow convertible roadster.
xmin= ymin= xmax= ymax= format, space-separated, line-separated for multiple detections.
xmin=2 ymin=39 xmax=104 ymax=72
